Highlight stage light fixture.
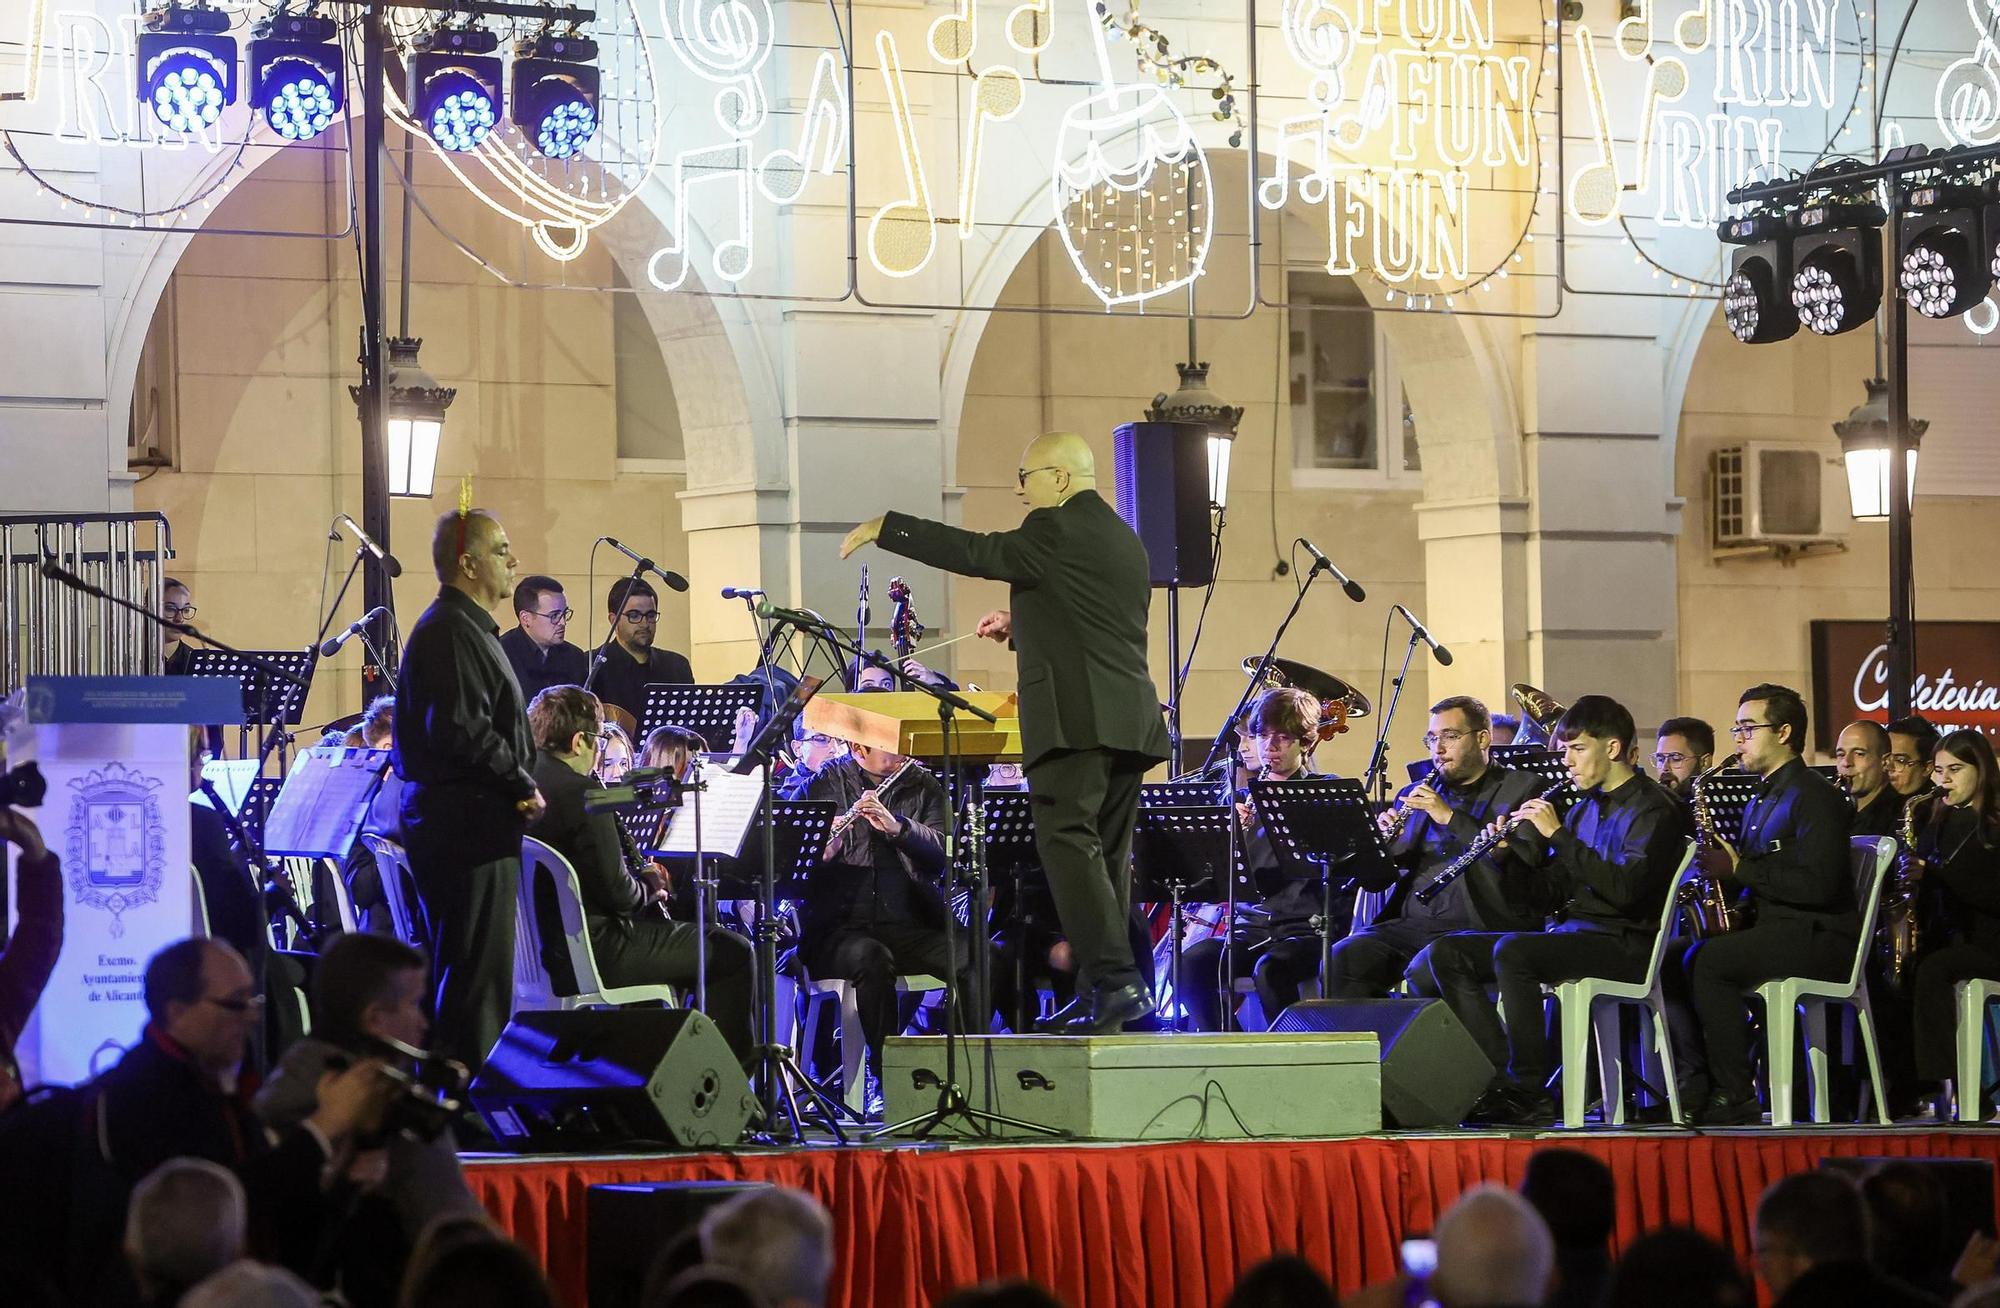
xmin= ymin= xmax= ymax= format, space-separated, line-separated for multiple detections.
xmin=1717 ymin=210 xmax=1797 ymax=344
xmin=511 ymin=32 xmax=599 ymax=161
xmin=408 ymin=25 xmax=502 ymax=153
xmin=248 ymin=13 xmax=342 ymax=143
xmin=1788 ymin=197 xmax=1885 ymax=337
xmin=1897 ymin=181 xmax=1990 ymax=320
xmin=137 ymin=4 xmax=237 ymax=135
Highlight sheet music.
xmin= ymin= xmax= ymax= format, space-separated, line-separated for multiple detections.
xmin=658 ymin=764 xmax=767 ymax=858
xmin=195 ymin=758 xmax=262 ymax=813
xmin=263 ymin=746 xmax=389 ymax=859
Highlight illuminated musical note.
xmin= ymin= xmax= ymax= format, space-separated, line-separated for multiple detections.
xmin=929 ymin=0 xmax=977 ymax=64
xmin=663 ymin=0 xmax=775 ymax=135
xmin=1566 ymin=27 xmax=1619 ymax=223
xmin=1614 ymin=0 xmax=1652 ymax=58
xmin=1257 ymin=118 xmax=1331 ymax=209
xmin=1674 ymin=0 xmax=1712 ymax=53
xmin=647 ymin=141 xmax=754 ymax=290
xmin=958 ymin=66 xmax=1025 ymax=235
xmin=868 ymin=32 xmax=938 ymax=277
xmin=1005 ymin=0 xmax=1053 ymax=56
xmin=756 ymin=49 xmax=847 ymax=204
xmin=1629 ymin=56 xmax=1688 ymax=189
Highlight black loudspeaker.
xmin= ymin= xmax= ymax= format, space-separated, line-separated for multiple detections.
xmin=587 ymin=1180 xmax=773 ymax=1308
xmin=1269 ymin=998 xmax=1496 ymax=1128
xmin=469 ymin=1008 xmax=757 ymax=1150
xmin=1113 ymin=420 xmax=1215 ymax=588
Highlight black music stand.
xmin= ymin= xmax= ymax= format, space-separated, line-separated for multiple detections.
xmin=185 ymin=648 xmax=315 ymax=760
xmin=964 ymin=791 xmax=1043 ymax=1033
xmin=1132 ymin=805 xmax=1235 ymax=1033
xmin=638 ymin=684 xmax=762 ymax=754
xmin=1699 ymin=772 xmax=1761 ymax=847
xmin=1250 ymin=777 xmax=1393 ymax=980
xmin=1492 ymin=743 xmax=1567 ymax=786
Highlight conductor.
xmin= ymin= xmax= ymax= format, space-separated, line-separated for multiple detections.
xmin=841 ymin=431 xmax=1170 ymax=1034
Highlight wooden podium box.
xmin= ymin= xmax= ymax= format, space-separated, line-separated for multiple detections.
xmin=803 ymin=691 xmax=1022 ymax=761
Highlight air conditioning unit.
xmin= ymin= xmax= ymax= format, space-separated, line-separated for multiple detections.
xmin=1711 ymin=442 xmax=1831 ymax=546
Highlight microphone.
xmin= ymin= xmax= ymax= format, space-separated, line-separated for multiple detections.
xmin=336 ymin=513 xmax=402 ymax=578
xmin=603 ymin=537 xmax=689 ymax=593
xmin=320 ymin=606 xmax=391 ymax=658
xmin=1392 ymin=604 xmax=1454 ymax=667
xmin=721 ymin=586 xmax=766 ymax=599
xmin=754 ymin=599 xmax=829 ymax=629
xmin=1299 ymin=537 xmax=1366 ymax=603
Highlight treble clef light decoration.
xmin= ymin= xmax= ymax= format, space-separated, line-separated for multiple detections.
xmin=1937 ymin=0 xmax=2000 ymax=146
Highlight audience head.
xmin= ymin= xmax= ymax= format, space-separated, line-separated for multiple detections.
xmin=1885 ymin=715 xmax=1941 ymax=796
xmin=528 ymin=684 xmax=604 ymax=764
xmin=1217 ymin=1254 xmax=1337 ymax=1308
xmin=652 ymin=1266 xmax=771 ymax=1308
xmin=609 ymin=577 xmax=661 ymax=653
xmin=1519 ymin=1147 xmax=1616 ymax=1252
xmin=1935 ymin=728 xmax=2000 ymax=820
xmin=1604 ymin=1226 xmax=1752 ymax=1308
xmin=1427 ymin=696 xmax=1493 ymax=785
xmin=699 ymin=1186 xmax=834 ymax=1308
xmin=643 ymin=723 xmax=708 ymax=776
xmin=597 ymin=720 xmax=635 ymax=783
xmin=433 ymin=509 xmax=515 ymax=608
xmin=1654 ymin=717 xmax=1716 ymax=794
xmin=180 ymin=1261 xmax=319 ymax=1308
xmin=1429 ymin=1183 xmax=1555 ymax=1308
xmin=398 ymin=1229 xmax=558 ymax=1308
xmin=123 ymin=1158 xmax=245 ymax=1301
xmin=1554 ymin=695 xmax=1638 ymax=789
xmin=144 ymin=938 xmax=259 ymax=1077
xmin=313 ymin=930 xmax=430 ymax=1052
xmin=1834 ymin=720 xmax=1891 ymax=797
xmin=513 ymin=575 xmax=572 ymax=651
xmin=1489 ymin=712 xmax=1521 ymax=745
xmin=362 ymin=695 xmax=397 ymax=750
xmin=1735 ymin=683 xmax=1808 ymax=772
xmin=1957 ymin=1280 xmax=2000 ymax=1308
xmin=1753 ymin=1170 xmax=1867 ymax=1299
xmin=1858 ymin=1160 xmax=1948 ymax=1286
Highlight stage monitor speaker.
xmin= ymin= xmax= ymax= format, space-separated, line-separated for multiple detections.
xmin=588 ymin=1180 xmax=773 ymax=1308
xmin=1269 ymin=998 xmax=1494 ymax=1128
xmin=1113 ymin=420 xmax=1215 ymax=588
xmin=469 ymin=1008 xmax=757 ymax=1151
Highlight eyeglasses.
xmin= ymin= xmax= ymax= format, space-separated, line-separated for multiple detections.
xmin=529 ymin=607 xmax=574 ymax=623
xmin=1887 ymin=753 xmax=1921 ymax=768
xmin=1423 ymin=729 xmax=1474 ymax=749
xmin=1727 ymin=721 xmax=1777 ymax=740
xmin=1653 ymin=751 xmax=1693 ymax=767
xmin=202 ymin=994 xmax=265 ymax=1015
xmin=1016 ymin=465 xmax=1063 ymax=488
xmin=618 ymin=609 xmax=660 ymax=625
xmin=164 ymin=603 xmax=197 ymax=619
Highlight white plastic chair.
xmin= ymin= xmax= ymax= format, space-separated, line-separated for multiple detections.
xmin=798 ymin=972 xmax=946 ymax=1110
xmin=359 ymin=835 xmax=426 ymax=945
xmin=1747 ymin=835 xmax=1895 ymax=1127
xmin=517 ymin=836 xmax=679 ymax=1011
xmin=1955 ymin=978 xmax=2000 ymax=1123
xmin=1546 ymin=840 xmax=1697 ymax=1128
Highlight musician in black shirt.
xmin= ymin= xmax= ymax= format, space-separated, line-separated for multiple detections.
xmin=1677 ymin=683 xmax=1858 ymax=1125
xmin=500 ymin=574 xmax=590 ymax=702
xmin=1909 ymin=730 xmax=2000 ymax=1114
xmin=1323 ymin=696 xmax=1546 ymax=998
xmin=1416 ymin=696 xmax=1691 ymax=1127
xmin=391 ymin=508 xmax=544 ymax=1072
xmin=1837 ymin=720 xmax=1901 ymax=842
xmin=588 ymin=577 xmax=694 ymax=728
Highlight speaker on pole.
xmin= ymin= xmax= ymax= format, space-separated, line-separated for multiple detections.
xmin=469 ymin=1008 xmax=757 ymax=1150
xmin=1113 ymin=421 xmax=1215 ymax=588
xmin=1269 ymin=998 xmax=1495 ymax=1128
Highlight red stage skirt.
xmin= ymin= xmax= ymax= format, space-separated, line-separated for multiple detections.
xmin=467 ymin=1130 xmax=2000 ymax=1308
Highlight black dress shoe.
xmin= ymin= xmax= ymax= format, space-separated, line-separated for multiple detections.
xmin=1060 ymin=983 xmax=1156 ymax=1035
xmin=1695 ymin=1091 xmax=1764 ymax=1127
xmin=1035 ymin=995 xmax=1089 ymax=1034
xmin=1461 ymin=1084 xmax=1518 ymax=1126
xmin=1464 ymin=1083 xmax=1555 ymax=1128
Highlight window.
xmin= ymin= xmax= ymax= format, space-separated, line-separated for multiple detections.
xmin=128 ymin=282 xmax=179 ymax=470
xmin=1287 ymin=272 xmax=1420 ymax=486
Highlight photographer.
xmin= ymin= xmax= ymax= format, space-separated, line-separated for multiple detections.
xmin=256 ymin=932 xmax=484 ymax=1304
xmin=0 ymin=805 xmax=61 ymax=1114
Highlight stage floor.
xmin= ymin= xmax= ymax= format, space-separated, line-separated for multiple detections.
xmin=464 ymin=1125 xmax=2000 ymax=1308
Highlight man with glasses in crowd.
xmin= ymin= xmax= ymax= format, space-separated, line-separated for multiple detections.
xmin=590 ymin=577 xmax=694 ymax=730
xmin=1322 ymin=695 xmax=1548 ymax=999
xmin=1670 ymin=682 xmax=1857 ymax=1125
xmin=1652 ymin=717 xmax=1715 ymax=803
xmin=501 ymin=574 xmax=590 ymax=701
xmin=1884 ymin=715 xmax=1942 ymax=806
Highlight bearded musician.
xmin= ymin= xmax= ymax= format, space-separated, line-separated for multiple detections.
xmin=1908 ymin=730 xmax=2000 ymax=1117
xmin=1178 ymin=687 xmax=1330 ymax=1031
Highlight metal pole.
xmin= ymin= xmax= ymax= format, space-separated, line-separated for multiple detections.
xmin=359 ymin=7 xmax=395 ymax=704
xmin=1884 ymin=203 xmax=1916 ymax=720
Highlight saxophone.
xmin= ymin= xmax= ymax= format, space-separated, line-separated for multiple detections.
xmin=1879 ymin=787 xmax=1938 ymax=990
xmin=1679 ymin=760 xmax=1751 ymax=938
xmin=1412 ymin=778 xmax=1568 ymax=904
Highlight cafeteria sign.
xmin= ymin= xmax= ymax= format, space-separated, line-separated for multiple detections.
xmin=1809 ymin=620 xmax=2000 ymax=752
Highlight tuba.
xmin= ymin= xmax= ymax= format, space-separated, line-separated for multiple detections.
xmin=1879 ymin=787 xmax=1938 ymax=990
xmin=1678 ymin=760 xmax=1753 ymax=938
xmin=1240 ymin=655 xmax=1371 ymax=741
xmin=1509 ymin=684 xmax=1566 ymax=746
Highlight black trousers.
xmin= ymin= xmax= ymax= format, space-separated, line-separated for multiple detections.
xmin=1414 ymin=924 xmax=1652 ymax=1089
xmin=1912 ymin=942 xmax=2000 ymax=1082
xmin=1179 ymin=932 xmax=1321 ymax=1031
xmin=803 ymin=921 xmax=969 ymax=1068
xmin=1026 ymin=748 xmax=1149 ymax=993
xmin=403 ymin=845 xmax=518 ymax=1072
xmin=595 ymin=920 xmax=757 ymax=1061
xmin=1664 ymin=921 xmax=1858 ymax=1102
xmin=1322 ymin=915 xmax=1453 ymax=998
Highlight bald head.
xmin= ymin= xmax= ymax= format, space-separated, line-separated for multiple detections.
xmin=1430 ymin=1185 xmax=1555 ymax=1308
xmin=1017 ymin=432 xmax=1095 ymax=509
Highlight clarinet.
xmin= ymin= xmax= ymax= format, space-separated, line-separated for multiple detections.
xmin=1380 ymin=762 xmax=1442 ymax=842
xmin=1412 ymin=779 xmax=1569 ymax=904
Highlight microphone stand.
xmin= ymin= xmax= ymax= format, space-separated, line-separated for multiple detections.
xmin=1189 ymin=563 xmax=1323 ymax=780
xmin=1363 ymin=627 xmax=1426 ymax=805
xmin=585 ymin=559 xmax=648 ymax=697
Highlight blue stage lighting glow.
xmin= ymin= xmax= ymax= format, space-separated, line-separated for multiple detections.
xmin=425 ymin=71 xmax=497 ymax=151
xmin=535 ymin=96 xmax=596 ymax=159
xmin=147 ymin=50 xmax=228 ymax=132
xmin=259 ymin=57 xmax=339 ymax=141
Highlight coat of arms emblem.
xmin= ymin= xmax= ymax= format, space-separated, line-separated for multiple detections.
xmin=64 ymin=763 xmax=167 ymax=939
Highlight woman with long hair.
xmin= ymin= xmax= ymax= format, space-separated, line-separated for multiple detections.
xmin=1908 ymin=729 xmax=2000 ymax=1115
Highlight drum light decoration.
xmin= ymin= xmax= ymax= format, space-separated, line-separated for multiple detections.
xmin=137 ymin=3 xmax=237 ymax=134
xmin=510 ymin=32 xmax=599 ymax=160
xmin=409 ymin=23 xmax=503 ymax=153
xmin=248 ymin=12 xmax=343 ymax=142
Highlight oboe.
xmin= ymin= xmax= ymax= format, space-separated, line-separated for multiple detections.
xmin=1380 ymin=762 xmax=1442 ymax=841
xmin=1412 ymin=779 xmax=1568 ymax=904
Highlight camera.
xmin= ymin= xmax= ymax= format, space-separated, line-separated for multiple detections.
xmin=0 ymin=763 xmax=45 ymax=810
xmin=328 ymin=1034 xmax=470 ymax=1144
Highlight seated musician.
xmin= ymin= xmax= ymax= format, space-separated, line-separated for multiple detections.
xmin=1322 ymin=696 xmax=1548 ymax=998
xmin=595 ymin=720 xmax=635 ymax=783
xmin=1652 ymin=717 xmax=1714 ymax=803
xmin=1886 ymin=715 xmax=1943 ymax=806
xmin=1836 ymin=720 xmax=1900 ymax=840
xmin=849 ymin=655 xmax=952 ymax=692
xmin=522 ymin=685 xmax=754 ymax=1061
xmin=1908 ymin=730 xmax=2000 ymax=1117
xmin=339 ymin=696 xmax=403 ymax=934
xmin=1834 ymin=717 xmax=1919 ymax=1114
xmin=1180 ymin=688 xmax=1330 ymax=1031
xmin=1668 ymin=683 xmax=1857 ymax=1126
xmin=1413 ymin=695 xmax=1691 ymax=1127
xmin=779 ymin=721 xmax=847 ymax=800
xmin=591 ymin=578 xmax=694 ymax=731
xmin=797 ymin=721 xmax=969 ymax=1097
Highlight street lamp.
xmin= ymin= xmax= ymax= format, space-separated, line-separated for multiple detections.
xmin=353 ymin=336 xmax=455 ymax=498
xmin=1832 ymin=376 xmax=1925 ymax=520
xmin=1146 ymin=360 xmax=1244 ymax=509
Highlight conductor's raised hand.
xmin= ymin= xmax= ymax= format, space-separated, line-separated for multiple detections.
xmin=839 ymin=517 xmax=884 ymax=560
xmin=975 ymin=610 xmax=1012 ymax=643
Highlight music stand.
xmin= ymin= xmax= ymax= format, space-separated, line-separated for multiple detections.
xmin=185 ymin=648 xmax=315 ymax=760
xmin=638 ymin=684 xmax=762 ymax=754
xmin=263 ymin=747 xmax=388 ymax=861
xmin=1699 ymin=772 xmax=1761 ymax=847
xmin=238 ymin=777 xmax=286 ymax=846
xmin=1132 ymin=805 xmax=1235 ymax=1033
xmin=1492 ymin=743 xmax=1567 ymax=786
xmin=1250 ymin=777 xmax=1393 ymax=980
